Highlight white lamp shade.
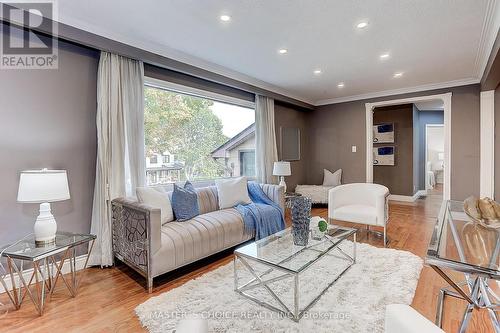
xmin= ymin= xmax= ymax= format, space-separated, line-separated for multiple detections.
xmin=273 ymin=161 xmax=291 ymax=176
xmin=17 ymin=169 xmax=70 ymax=203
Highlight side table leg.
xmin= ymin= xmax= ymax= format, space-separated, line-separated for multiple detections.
xmin=73 ymin=239 xmax=95 ymax=294
xmin=458 ymin=277 xmax=480 ymax=333
xmin=435 ymin=288 xmax=445 ymax=327
xmin=6 ymin=258 xmax=19 ymax=310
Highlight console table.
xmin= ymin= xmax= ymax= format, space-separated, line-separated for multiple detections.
xmin=426 ymin=200 xmax=499 ymax=332
xmin=0 ymin=232 xmax=96 ymax=315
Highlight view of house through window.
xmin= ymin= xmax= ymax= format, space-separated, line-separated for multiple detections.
xmin=144 ymin=84 xmax=255 ymax=186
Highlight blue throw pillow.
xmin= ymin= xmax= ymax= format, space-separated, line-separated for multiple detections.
xmin=172 ymin=181 xmax=199 ymax=221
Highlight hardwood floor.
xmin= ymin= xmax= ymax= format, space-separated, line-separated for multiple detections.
xmin=0 ymin=191 xmax=495 ymax=332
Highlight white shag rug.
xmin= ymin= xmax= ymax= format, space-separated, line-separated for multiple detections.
xmin=136 ymin=242 xmax=423 ymax=333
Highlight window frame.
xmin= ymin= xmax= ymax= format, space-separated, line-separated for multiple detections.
xmin=144 ymin=77 xmax=255 ymax=110
xmin=143 ymin=77 xmax=257 ymax=186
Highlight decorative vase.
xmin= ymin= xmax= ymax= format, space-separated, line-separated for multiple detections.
xmin=291 ymin=196 xmax=312 ymax=246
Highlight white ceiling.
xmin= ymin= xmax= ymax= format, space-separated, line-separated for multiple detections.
xmin=57 ymin=0 xmax=500 ymax=105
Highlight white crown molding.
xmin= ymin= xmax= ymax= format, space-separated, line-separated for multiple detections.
xmin=315 ymin=78 xmax=479 ymax=106
xmin=474 ymin=0 xmax=500 ymax=79
xmin=55 ymin=16 xmax=316 ymax=106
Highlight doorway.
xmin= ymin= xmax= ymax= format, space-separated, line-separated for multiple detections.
xmin=425 ymin=124 xmax=444 ymax=197
xmin=366 ymin=93 xmax=451 ymax=200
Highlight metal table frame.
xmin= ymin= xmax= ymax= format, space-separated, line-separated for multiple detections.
xmin=426 ymin=200 xmax=500 ymax=333
xmin=234 ymin=227 xmax=356 ymax=322
xmin=0 ymin=233 xmax=96 ymax=316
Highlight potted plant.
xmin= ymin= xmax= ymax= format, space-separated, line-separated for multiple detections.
xmin=310 ymin=216 xmax=328 ymax=240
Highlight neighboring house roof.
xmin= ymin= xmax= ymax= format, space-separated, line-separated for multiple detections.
xmin=146 ymin=161 xmax=184 ymax=171
xmin=211 ymin=123 xmax=255 ymax=158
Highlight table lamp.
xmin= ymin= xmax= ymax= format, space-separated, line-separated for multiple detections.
xmin=17 ymin=169 xmax=70 ymax=246
xmin=273 ymin=161 xmax=291 ymax=193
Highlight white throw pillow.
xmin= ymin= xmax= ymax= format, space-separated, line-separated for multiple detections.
xmin=215 ymin=177 xmax=252 ymax=209
xmin=136 ymin=187 xmax=174 ymax=224
xmin=323 ymin=168 xmax=342 ymax=186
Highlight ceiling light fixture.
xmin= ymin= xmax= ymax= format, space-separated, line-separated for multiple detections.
xmin=393 ymin=72 xmax=403 ymax=78
xmin=337 ymin=82 xmax=345 ymax=88
xmin=356 ymin=21 xmax=369 ymax=29
xmin=313 ymin=69 xmax=322 ymax=75
xmin=380 ymin=53 xmax=390 ymax=59
xmin=278 ymin=48 xmax=288 ymax=54
xmin=220 ymin=15 xmax=231 ymax=22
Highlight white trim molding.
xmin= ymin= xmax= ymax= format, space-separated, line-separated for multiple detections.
xmin=316 ymin=78 xmax=477 ymax=106
xmin=480 ymin=90 xmax=495 ymax=198
xmin=388 ymin=191 xmax=426 ymax=203
xmin=366 ymin=93 xmax=452 ymax=200
xmin=0 ymin=254 xmax=88 ymax=294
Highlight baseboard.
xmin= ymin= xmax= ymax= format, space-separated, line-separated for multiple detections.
xmin=388 ymin=191 xmax=426 ymax=202
xmin=0 ymin=254 xmax=88 ymax=294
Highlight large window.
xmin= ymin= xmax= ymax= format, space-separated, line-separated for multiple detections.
xmin=144 ymin=81 xmax=255 ymax=186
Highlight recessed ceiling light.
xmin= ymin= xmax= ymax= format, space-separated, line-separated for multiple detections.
xmin=393 ymin=72 xmax=403 ymax=78
xmin=380 ymin=53 xmax=390 ymax=59
xmin=220 ymin=15 xmax=231 ymax=22
xmin=313 ymin=69 xmax=322 ymax=75
xmin=337 ymin=82 xmax=345 ymax=88
xmin=356 ymin=21 xmax=369 ymax=29
xmin=278 ymin=48 xmax=288 ymax=54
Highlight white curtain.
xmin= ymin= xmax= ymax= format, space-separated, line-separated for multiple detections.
xmin=255 ymin=95 xmax=278 ymax=184
xmin=88 ymin=52 xmax=146 ymax=267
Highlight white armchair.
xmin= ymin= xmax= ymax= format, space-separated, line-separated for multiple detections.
xmin=328 ymin=183 xmax=390 ymax=246
xmin=385 ymin=304 xmax=444 ymax=333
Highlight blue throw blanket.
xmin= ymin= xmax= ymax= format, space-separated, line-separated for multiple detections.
xmin=235 ymin=182 xmax=285 ymax=240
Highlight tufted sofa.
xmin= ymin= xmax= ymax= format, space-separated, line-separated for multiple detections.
xmin=111 ymin=183 xmax=284 ymax=292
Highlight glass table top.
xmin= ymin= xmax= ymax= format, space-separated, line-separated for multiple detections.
xmin=1 ymin=231 xmax=96 ymax=261
xmin=427 ymin=200 xmax=500 ymax=278
xmin=235 ymin=226 xmax=356 ymax=273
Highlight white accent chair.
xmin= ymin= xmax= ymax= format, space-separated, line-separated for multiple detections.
xmin=385 ymin=304 xmax=444 ymax=333
xmin=328 ymin=183 xmax=390 ymax=246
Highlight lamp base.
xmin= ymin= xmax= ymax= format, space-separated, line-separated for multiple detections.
xmin=279 ymin=176 xmax=287 ymax=193
xmin=34 ymin=202 xmax=57 ymax=247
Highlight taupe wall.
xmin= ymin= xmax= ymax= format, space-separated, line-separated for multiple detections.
xmin=310 ymin=84 xmax=480 ymax=200
xmin=0 ymin=27 xmax=99 ymax=245
xmin=274 ymin=103 xmax=310 ymax=191
xmin=373 ymin=104 xmax=414 ymax=196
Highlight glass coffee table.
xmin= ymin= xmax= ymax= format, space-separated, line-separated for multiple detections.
xmin=426 ymin=200 xmax=500 ymax=332
xmin=234 ymin=225 xmax=356 ymax=321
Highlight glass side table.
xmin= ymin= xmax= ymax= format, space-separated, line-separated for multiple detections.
xmin=426 ymin=200 xmax=500 ymax=333
xmin=0 ymin=231 xmax=96 ymax=315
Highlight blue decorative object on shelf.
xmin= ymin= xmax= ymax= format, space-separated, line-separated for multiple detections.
xmin=291 ymin=196 xmax=312 ymax=246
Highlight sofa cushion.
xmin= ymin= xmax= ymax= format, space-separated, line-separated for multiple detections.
xmin=215 ymin=177 xmax=252 ymax=209
xmin=196 ymin=186 xmax=219 ymax=214
xmin=331 ymin=204 xmax=378 ymax=225
xmin=152 ymin=208 xmax=252 ymax=276
xmin=136 ymin=186 xmax=174 ymax=224
xmin=171 ymin=181 xmax=199 ymax=221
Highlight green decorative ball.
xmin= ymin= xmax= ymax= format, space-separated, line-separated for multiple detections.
xmin=318 ymin=219 xmax=328 ymax=232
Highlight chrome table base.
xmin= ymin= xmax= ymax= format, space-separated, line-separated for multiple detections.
xmin=1 ymin=239 xmax=95 ymax=316
xmin=432 ymin=265 xmax=500 ymax=333
xmin=234 ymin=234 xmax=356 ymax=322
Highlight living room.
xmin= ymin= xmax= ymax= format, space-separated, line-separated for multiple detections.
xmin=0 ymin=1 xmax=499 ymax=332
